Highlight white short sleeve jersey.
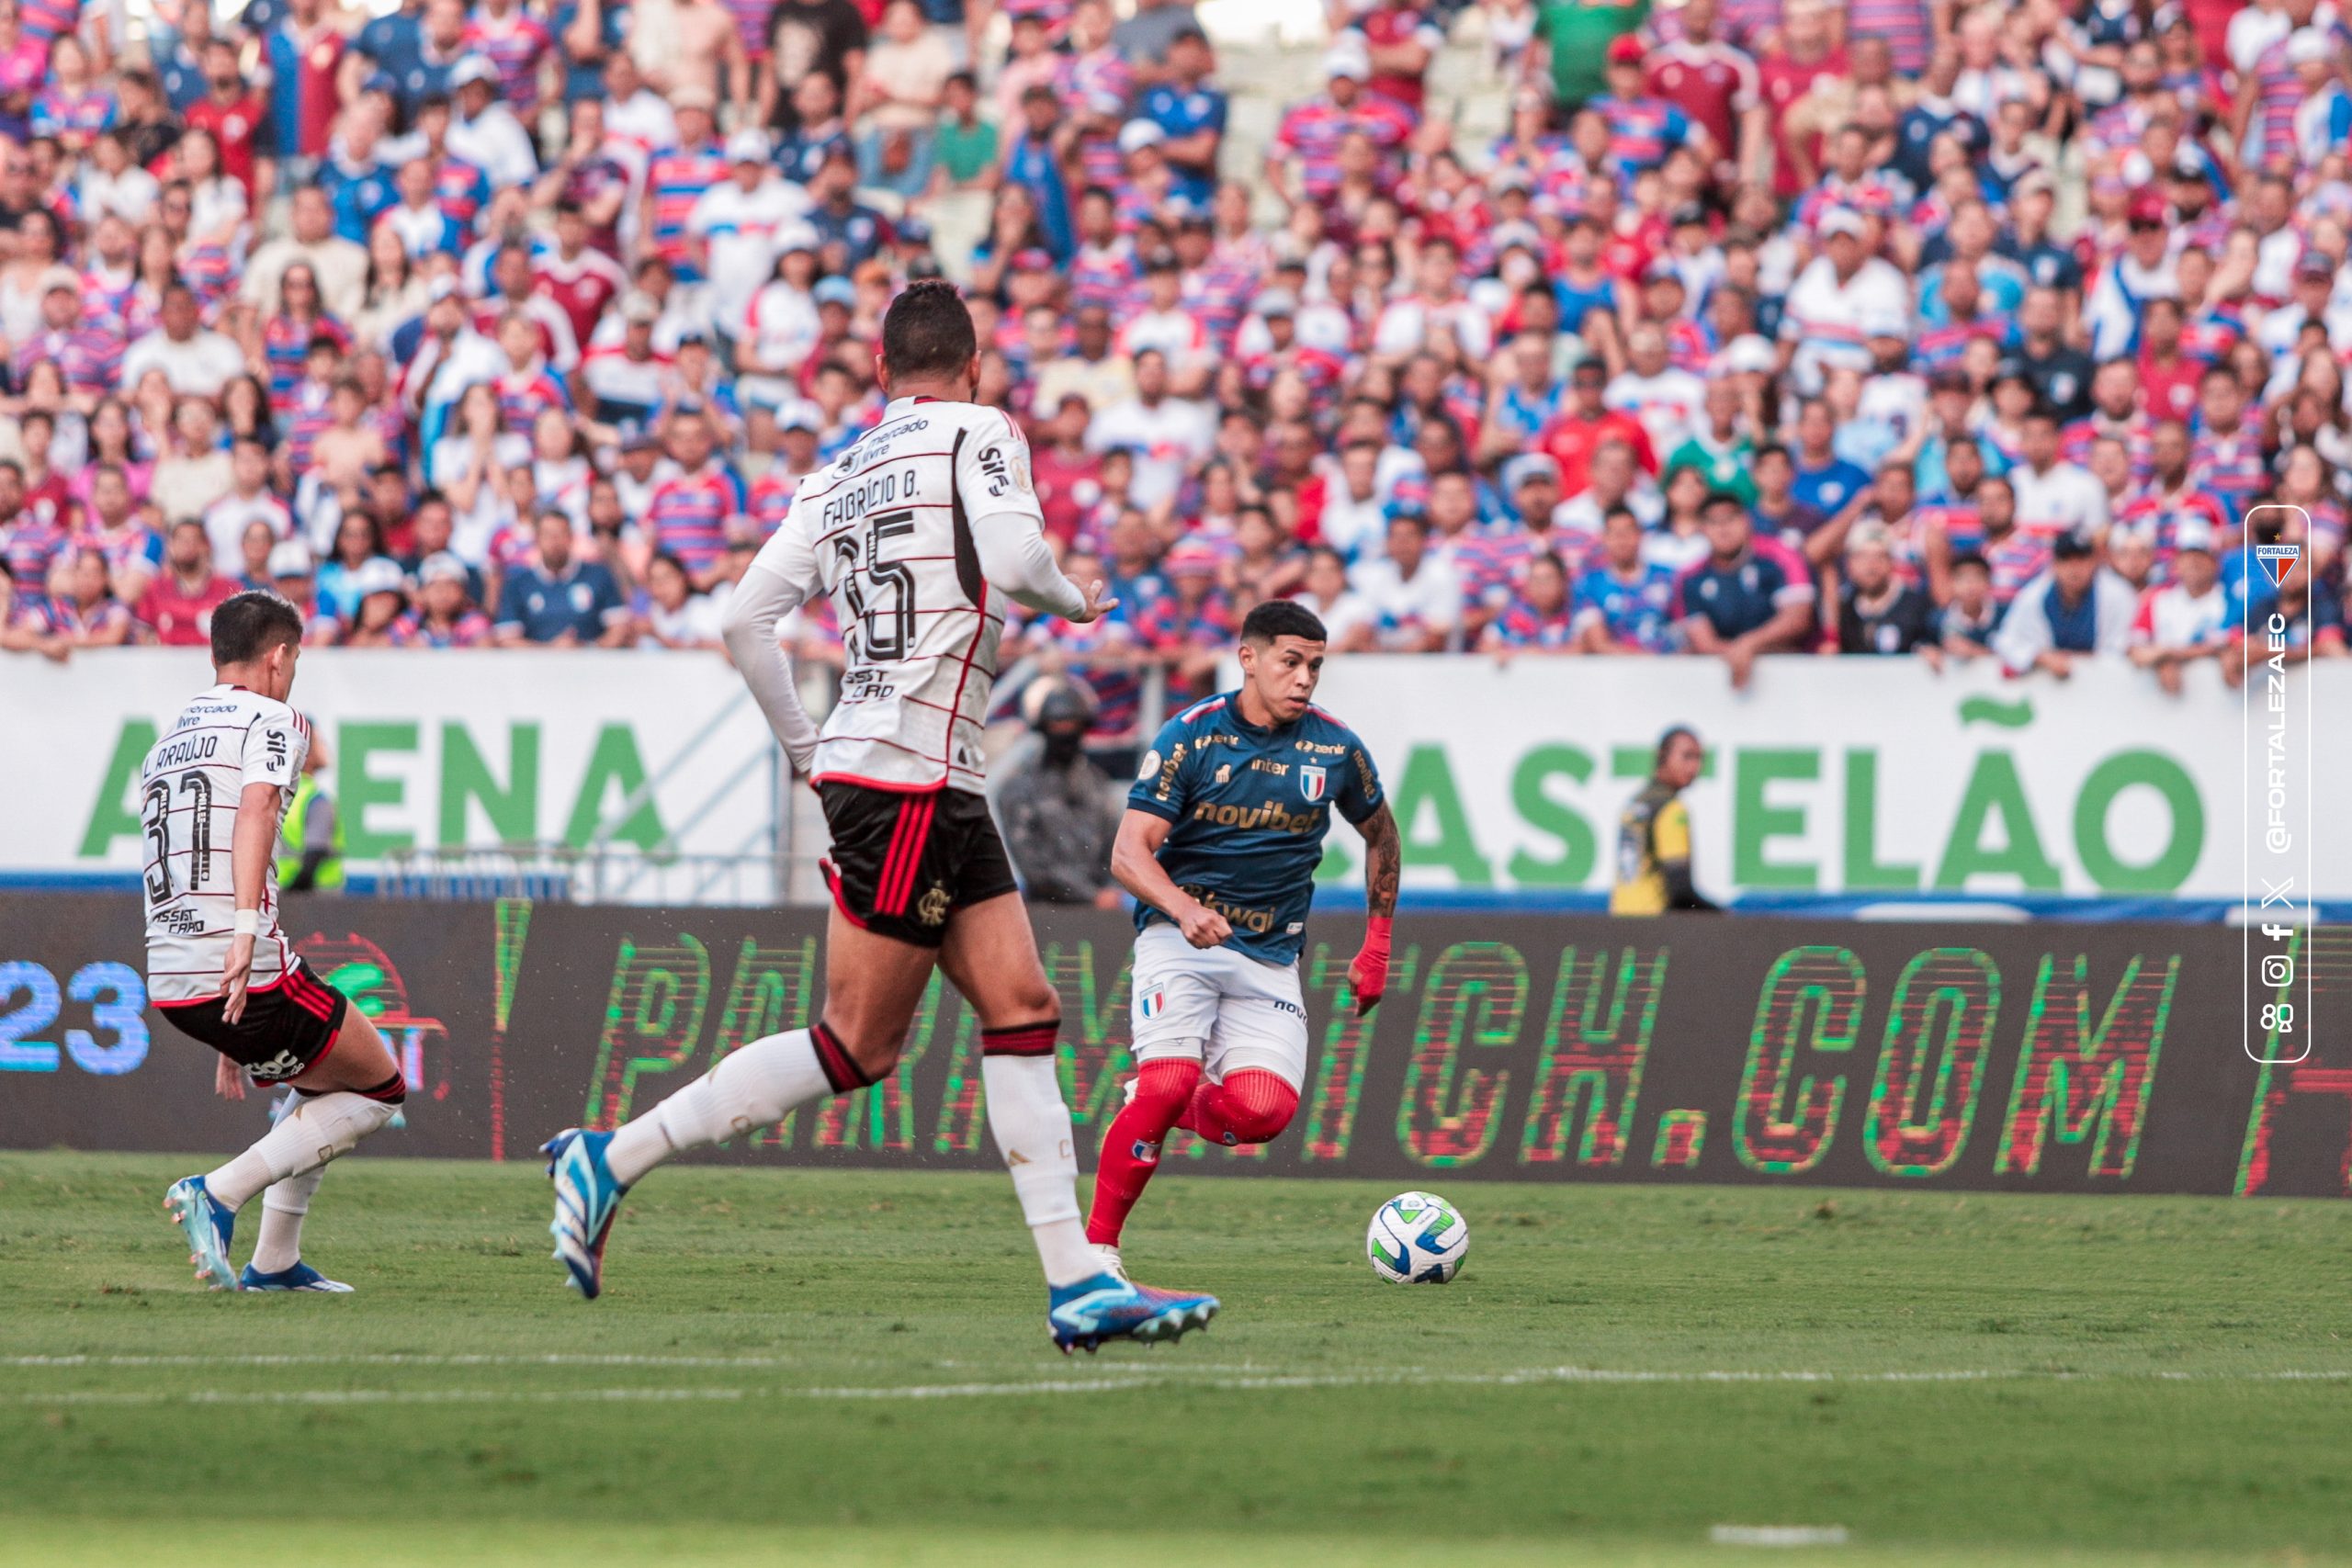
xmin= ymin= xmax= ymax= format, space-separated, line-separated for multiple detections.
xmin=753 ymin=395 xmax=1044 ymax=795
xmin=141 ymin=684 xmax=310 ymax=1003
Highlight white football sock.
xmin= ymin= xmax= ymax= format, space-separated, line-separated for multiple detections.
xmin=206 ymin=1092 xmax=398 ymax=1210
xmin=605 ymin=1029 xmax=829 ymax=1186
xmin=981 ymin=1054 xmax=1097 ymax=1287
xmin=251 ymin=1165 xmax=327 ymax=1274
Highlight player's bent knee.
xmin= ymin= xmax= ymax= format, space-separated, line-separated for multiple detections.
xmin=1216 ymin=1070 xmax=1299 ymax=1145
xmin=356 ymin=1070 xmax=406 ymax=1106
xmin=1125 ymin=1056 xmax=1203 ymax=1122
xmin=811 ymin=1017 xmax=898 ymax=1091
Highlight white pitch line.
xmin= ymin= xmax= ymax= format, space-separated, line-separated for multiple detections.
xmin=1711 ymin=1526 xmax=1852 ymax=1548
xmin=6 ymin=1366 xmax=2351 ymax=1407
xmin=0 ymin=1353 xmax=1251 ymax=1372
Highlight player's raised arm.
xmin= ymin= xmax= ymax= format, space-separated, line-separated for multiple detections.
xmin=719 ymin=523 xmax=824 ymax=773
xmin=959 ymin=416 xmax=1109 ymax=624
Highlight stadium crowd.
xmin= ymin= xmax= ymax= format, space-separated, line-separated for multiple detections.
xmin=0 ymin=0 xmax=2346 ymax=743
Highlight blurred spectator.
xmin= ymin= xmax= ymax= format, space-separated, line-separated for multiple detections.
xmin=1576 ymin=506 xmax=1680 ymax=655
xmin=317 ymin=513 xmax=400 ymax=623
xmin=495 ymin=510 xmax=631 ymax=646
xmin=1482 ymin=550 xmax=1577 ymax=654
xmin=1937 ymin=552 xmax=2004 ymax=660
xmin=1833 ymin=521 xmax=1939 ymax=661
xmin=1677 ymin=493 xmax=1815 ymax=685
xmin=1993 ymin=527 xmax=2140 ymax=677
xmin=639 ymin=548 xmax=726 ymax=649
xmin=1352 ymin=512 xmax=1463 ymax=652
xmin=997 ymin=682 xmax=1124 ymax=908
xmin=134 ymin=518 xmax=239 ymax=647
xmin=2127 ymin=518 xmax=2230 ymax=694
xmin=29 ymin=548 xmax=135 ymax=649
xmin=393 ymin=554 xmax=497 ymax=648
xmin=342 ymin=558 xmax=411 ymax=648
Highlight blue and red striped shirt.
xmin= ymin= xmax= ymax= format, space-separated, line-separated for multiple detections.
xmin=645 ymin=463 xmax=748 ymax=577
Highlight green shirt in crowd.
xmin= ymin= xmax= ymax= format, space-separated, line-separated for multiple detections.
xmin=934 ymin=118 xmax=1001 ymax=187
xmin=1665 ymin=431 xmax=1758 ymax=507
xmin=1537 ymin=0 xmax=1649 ymax=107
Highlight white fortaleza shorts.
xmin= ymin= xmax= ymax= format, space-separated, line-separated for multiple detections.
xmin=1129 ymin=920 xmax=1310 ymax=1089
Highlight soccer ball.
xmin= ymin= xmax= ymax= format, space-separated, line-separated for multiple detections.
xmin=1366 ymin=1190 xmax=1468 ymax=1284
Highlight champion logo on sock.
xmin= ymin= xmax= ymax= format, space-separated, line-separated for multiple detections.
xmin=1132 ymin=1139 xmax=1160 ymax=1163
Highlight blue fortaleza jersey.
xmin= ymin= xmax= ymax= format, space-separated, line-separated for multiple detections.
xmin=1127 ymin=692 xmax=1385 ymax=964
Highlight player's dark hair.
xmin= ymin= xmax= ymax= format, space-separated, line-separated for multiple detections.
xmin=1949 ymin=550 xmax=1991 ymax=577
xmin=210 ymin=590 xmax=304 ymax=668
xmin=1242 ymin=599 xmax=1328 ymax=647
xmin=1655 ymin=726 xmax=1700 ymax=767
xmin=880 ymin=278 xmax=978 ymax=381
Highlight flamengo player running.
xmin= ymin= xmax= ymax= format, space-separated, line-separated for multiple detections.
xmin=145 ymin=593 xmax=408 ymax=1292
xmin=1086 ymin=601 xmax=1401 ymax=1276
xmin=543 ymin=282 xmax=1217 ymax=1350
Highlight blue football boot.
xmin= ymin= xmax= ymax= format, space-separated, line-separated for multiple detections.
xmin=163 ymin=1175 xmax=239 ymax=1292
xmin=543 ymin=1128 xmax=628 ymax=1300
xmin=238 ymin=1259 xmax=354 ymax=1292
xmin=1047 ymin=1272 xmax=1218 ymax=1353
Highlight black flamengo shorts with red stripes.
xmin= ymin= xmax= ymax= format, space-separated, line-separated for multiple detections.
xmin=157 ymin=958 xmax=349 ymax=1084
xmin=818 ymin=782 xmax=1019 ymax=949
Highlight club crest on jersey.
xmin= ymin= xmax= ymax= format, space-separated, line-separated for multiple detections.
xmin=2256 ymin=542 xmax=2301 ymax=587
xmin=1299 ymin=765 xmax=1328 ymax=802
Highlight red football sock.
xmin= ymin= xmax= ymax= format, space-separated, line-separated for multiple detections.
xmin=1086 ymin=1059 xmax=1200 ymax=1247
xmin=1183 ymin=1069 xmax=1300 ymax=1147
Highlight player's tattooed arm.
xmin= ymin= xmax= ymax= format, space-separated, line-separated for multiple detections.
xmin=1358 ymin=802 xmax=1400 ymax=919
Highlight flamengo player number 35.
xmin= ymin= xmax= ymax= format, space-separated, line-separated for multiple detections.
xmin=835 ymin=509 xmax=920 ymax=661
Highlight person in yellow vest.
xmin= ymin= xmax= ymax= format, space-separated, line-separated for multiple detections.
xmin=277 ymin=730 xmax=344 ymax=894
xmin=1611 ymin=727 xmax=1718 ymax=915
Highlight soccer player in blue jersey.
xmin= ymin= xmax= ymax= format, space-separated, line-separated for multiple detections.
xmin=1085 ymin=600 xmax=1401 ymax=1276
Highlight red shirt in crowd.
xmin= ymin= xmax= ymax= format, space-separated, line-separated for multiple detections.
xmin=1536 ymin=408 xmax=1657 ymax=495
xmin=135 ymin=572 xmax=238 ymax=646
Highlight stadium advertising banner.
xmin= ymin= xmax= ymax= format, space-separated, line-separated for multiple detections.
xmin=1305 ymin=657 xmax=2352 ymax=903
xmin=0 ymin=649 xmax=782 ymax=872
xmin=6 ymin=652 xmax=2346 ymax=903
xmin=4 ymin=894 xmax=2346 ymax=1200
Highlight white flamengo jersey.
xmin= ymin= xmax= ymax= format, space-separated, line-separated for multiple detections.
xmin=140 ymin=683 xmax=309 ymax=1004
xmin=754 ymin=395 xmax=1042 ymax=795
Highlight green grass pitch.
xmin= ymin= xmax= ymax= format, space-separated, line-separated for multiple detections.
xmin=4 ymin=1152 xmax=2348 ymax=1567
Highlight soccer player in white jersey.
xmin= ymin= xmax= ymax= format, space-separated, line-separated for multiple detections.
xmin=543 ymin=281 xmax=1218 ymax=1350
xmin=146 ymin=592 xmax=409 ymax=1292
